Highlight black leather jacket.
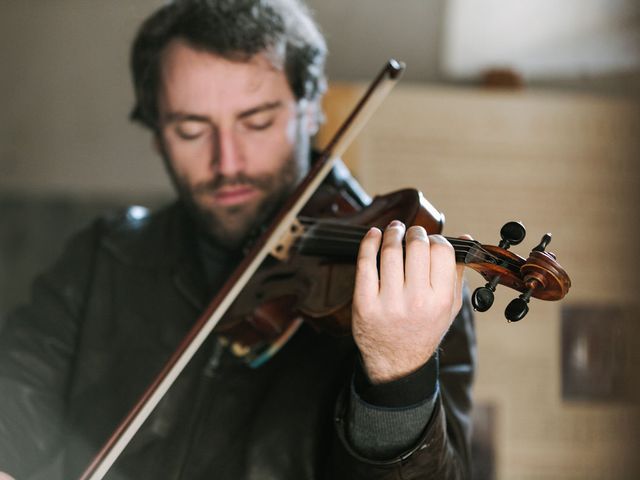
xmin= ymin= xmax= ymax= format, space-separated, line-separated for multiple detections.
xmin=0 ymin=186 xmax=476 ymax=479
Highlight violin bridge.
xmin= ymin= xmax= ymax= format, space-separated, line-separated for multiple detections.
xmin=270 ymin=218 xmax=305 ymax=261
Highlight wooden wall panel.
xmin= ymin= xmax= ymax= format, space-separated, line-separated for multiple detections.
xmin=320 ymin=83 xmax=640 ymax=479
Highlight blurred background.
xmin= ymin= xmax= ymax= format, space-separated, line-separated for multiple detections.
xmin=1 ymin=1 xmax=639 ymax=478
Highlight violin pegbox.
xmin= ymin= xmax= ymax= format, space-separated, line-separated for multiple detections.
xmin=471 ymin=221 xmax=526 ymax=313
xmin=470 ymin=222 xmax=571 ymax=322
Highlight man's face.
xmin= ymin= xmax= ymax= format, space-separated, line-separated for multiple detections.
xmin=156 ymin=40 xmax=315 ymax=248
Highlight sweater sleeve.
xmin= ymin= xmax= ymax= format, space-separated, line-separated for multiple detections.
xmin=346 ymin=353 xmax=439 ymax=459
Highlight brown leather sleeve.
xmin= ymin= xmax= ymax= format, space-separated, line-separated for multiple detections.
xmin=0 ymin=222 xmax=103 ymax=478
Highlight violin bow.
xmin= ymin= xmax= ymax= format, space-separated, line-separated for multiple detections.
xmin=78 ymin=59 xmax=406 ymax=480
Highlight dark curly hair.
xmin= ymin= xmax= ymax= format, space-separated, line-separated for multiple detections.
xmin=130 ymin=0 xmax=327 ymax=130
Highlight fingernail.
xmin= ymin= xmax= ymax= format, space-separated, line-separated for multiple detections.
xmin=406 ymin=225 xmax=427 ymax=239
xmin=388 ymin=220 xmax=404 ymax=228
xmin=429 ymin=234 xmax=448 ymax=244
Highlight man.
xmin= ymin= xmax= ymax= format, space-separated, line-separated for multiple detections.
xmin=0 ymin=0 xmax=475 ymax=478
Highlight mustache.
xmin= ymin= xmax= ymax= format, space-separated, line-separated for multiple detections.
xmin=193 ymin=173 xmax=273 ymax=195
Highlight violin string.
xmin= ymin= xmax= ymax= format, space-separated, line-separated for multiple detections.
xmin=294 ymin=233 xmax=478 ymax=251
xmin=292 ymin=227 xmax=522 ymax=271
xmin=298 ymin=217 xmax=484 ymax=245
xmin=294 ymin=240 xmax=520 ymax=273
xmin=296 ymin=229 xmax=482 ymax=252
xmin=299 ymin=216 xmax=483 ymax=240
xmin=298 ymin=217 xmax=369 ymax=236
xmin=298 ymin=217 xmax=485 ymax=247
xmin=293 ymin=234 xmax=491 ymax=263
xmin=291 ymin=237 xmax=508 ymax=269
xmin=293 ymin=236 xmax=478 ymax=255
xmin=295 ymin=217 xmax=527 ymax=271
xmin=300 ymin=227 xmax=366 ymax=241
xmin=297 ymin=219 xmax=495 ymax=261
xmin=298 ymin=218 xmax=483 ymax=248
xmin=297 ymin=222 xmax=482 ymax=252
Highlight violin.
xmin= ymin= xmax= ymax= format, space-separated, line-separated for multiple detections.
xmin=79 ymin=60 xmax=571 ymax=479
xmin=217 ymin=185 xmax=570 ymax=366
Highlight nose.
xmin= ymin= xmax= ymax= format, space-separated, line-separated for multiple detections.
xmin=212 ymin=127 xmax=244 ymax=176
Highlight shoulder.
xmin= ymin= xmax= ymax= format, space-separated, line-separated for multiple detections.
xmin=305 ymin=155 xmax=372 ymax=215
xmin=326 ymin=159 xmax=372 ymax=208
xmin=38 ymin=204 xmax=177 ymax=282
xmin=97 ymin=201 xmax=195 ymax=268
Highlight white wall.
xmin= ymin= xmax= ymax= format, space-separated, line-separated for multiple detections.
xmin=306 ymin=0 xmax=446 ymax=82
xmin=0 ymin=0 xmax=449 ymax=197
xmin=0 ymin=0 xmax=637 ymax=197
xmin=443 ymin=0 xmax=640 ymax=79
xmin=0 ymin=1 xmax=170 ymax=197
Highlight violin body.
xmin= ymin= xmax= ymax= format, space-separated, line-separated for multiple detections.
xmin=217 ymin=177 xmax=444 ymax=363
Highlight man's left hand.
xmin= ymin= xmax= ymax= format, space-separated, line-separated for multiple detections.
xmin=351 ymin=220 xmax=465 ymax=384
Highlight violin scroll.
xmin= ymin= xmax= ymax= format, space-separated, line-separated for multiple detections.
xmin=469 ymin=224 xmax=571 ymax=322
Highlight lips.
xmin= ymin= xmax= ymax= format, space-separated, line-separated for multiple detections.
xmin=208 ymin=185 xmax=259 ymax=206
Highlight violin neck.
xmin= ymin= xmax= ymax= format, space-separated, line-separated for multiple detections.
xmin=297 ymin=223 xmax=481 ymax=265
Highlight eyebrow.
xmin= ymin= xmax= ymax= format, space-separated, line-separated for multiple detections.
xmin=163 ymin=101 xmax=284 ymax=124
xmin=163 ymin=112 xmax=210 ymax=124
xmin=237 ymin=101 xmax=283 ymax=119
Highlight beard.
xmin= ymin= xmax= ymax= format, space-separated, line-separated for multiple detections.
xmin=165 ymin=150 xmax=307 ymax=250
xmin=158 ymin=106 xmax=313 ymax=250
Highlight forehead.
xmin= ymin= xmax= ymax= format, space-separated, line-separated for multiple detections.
xmin=158 ymin=39 xmax=294 ymax=115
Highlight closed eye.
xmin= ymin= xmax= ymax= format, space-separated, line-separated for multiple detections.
xmin=244 ymin=118 xmax=275 ymax=131
xmin=174 ymin=120 xmax=210 ymax=140
xmin=238 ymin=101 xmax=282 ymax=132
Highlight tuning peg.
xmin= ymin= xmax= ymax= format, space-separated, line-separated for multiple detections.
xmin=532 ymin=233 xmax=552 ymax=252
xmin=472 ymin=286 xmax=494 ymax=312
xmin=472 ymin=221 xmax=524 ymax=313
xmin=505 ymin=288 xmax=533 ymax=322
xmin=472 ymin=276 xmax=500 ymax=312
xmin=498 ymin=221 xmax=526 ymax=250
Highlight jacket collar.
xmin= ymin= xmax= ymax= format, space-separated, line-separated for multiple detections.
xmin=101 ymin=201 xmax=208 ymax=310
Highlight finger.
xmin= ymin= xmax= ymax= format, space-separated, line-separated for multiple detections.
xmin=428 ymin=234 xmax=457 ymax=294
xmin=404 ymin=225 xmax=430 ymax=289
xmin=354 ymin=227 xmax=383 ymax=301
xmin=379 ymin=220 xmax=406 ymax=295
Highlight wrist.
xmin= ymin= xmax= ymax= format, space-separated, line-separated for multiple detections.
xmin=360 ymin=348 xmax=435 ymax=384
xmin=354 ymin=351 xmax=439 ymax=408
